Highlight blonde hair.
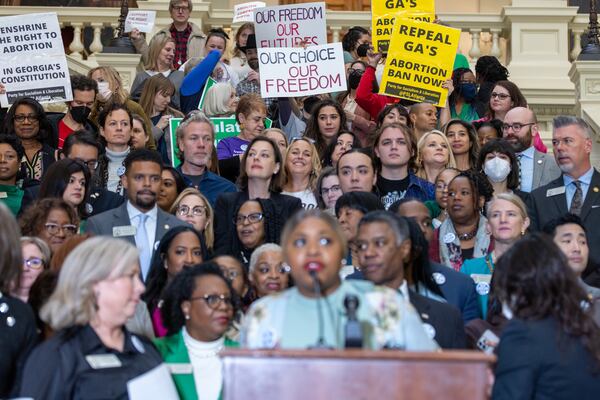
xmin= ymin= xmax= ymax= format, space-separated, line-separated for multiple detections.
xmin=203 ymin=82 xmax=236 ymax=117
xmin=20 ymin=236 xmax=51 ymax=267
xmin=486 ymin=192 xmax=529 ymax=220
xmin=41 ymin=237 xmax=139 ymax=330
xmin=170 ymin=188 xmax=214 ymax=250
xmin=87 ymin=66 xmax=128 ymax=104
xmin=283 ymin=138 xmax=321 ymax=191
xmin=415 ymin=130 xmax=457 ymax=180
xmin=145 ymin=36 xmax=175 ymax=71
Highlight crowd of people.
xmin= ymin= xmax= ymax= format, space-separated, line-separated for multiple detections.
xmin=1 ymin=0 xmax=600 ymax=399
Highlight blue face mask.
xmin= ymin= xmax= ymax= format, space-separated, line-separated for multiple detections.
xmin=460 ymin=83 xmax=478 ymax=102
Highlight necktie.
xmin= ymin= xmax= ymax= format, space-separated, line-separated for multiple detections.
xmin=516 ymin=154 xmax=523 ymax=190
xmin=136 ymin=214 xmax=152 ymax=280
xmin=570 ymin=180 xmax=583 ymax=216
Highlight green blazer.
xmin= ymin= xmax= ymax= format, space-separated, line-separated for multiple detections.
xmin=154 ymin=330 xmax=239 ymax=400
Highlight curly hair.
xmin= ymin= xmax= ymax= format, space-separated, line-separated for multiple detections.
xmin=492 ymin=232 xmax=600 ymax=364
xmin=476 ymin=139 xmax=520 ymax=191
xmin=160 ymin=262 xmax=239 ymax=336
xmin=19 ymin=198 xmax=79 ymax=239
xmin=449 ymin=170 xmax=494 ymax=215
xmin=3 ymin=97 xmax=53 ymax=146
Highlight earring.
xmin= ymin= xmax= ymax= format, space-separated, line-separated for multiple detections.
xmin=185 ymin=314 xmax=190 ymax=320
xmin=521 ymin=229 xmax=526 ymax=236
xmin=164 ymin=261 xmax=168 ymax=270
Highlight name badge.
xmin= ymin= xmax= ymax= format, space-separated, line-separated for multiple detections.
xmin=0 ymin=192 xmax=7 ymax=199
xmin=166 ymin=363 xmax=193 ymax=374
xmin=86 ymin=354 xmax=122 ymax=369
xmin=546 ymin=186 xmax=566 ymax=197
xmin=113 ymin=225 xmax=137 ymax=237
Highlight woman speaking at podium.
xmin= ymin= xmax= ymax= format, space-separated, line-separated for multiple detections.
xmin=241 ymin=209 xmax=438 ymax=350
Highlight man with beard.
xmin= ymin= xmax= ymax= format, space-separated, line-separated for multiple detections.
xmin=529 ymin=116 xmax=600 ymax=286
xmin=236 ymin=34 xmax=274 ymax=110
xmin=502 ymin=107 xmax=560 ymax=192
xmin=87 ymin=149 xmax=188 ymax=281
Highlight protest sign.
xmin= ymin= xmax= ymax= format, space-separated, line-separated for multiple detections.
xmin=0 ymin=12 xmax=72 ymax=107
xmin=124 ymin=10 xmax=156 ymax=33
xmin=233 ymin=2 xmax=266 ymax=23
xmin=198 ymin=77 xmax=217 ymax=110
xmin=371 ymin=0 xmax=435 ymax=53
xmin=169 ymin=117 xmax=273 ymax=168
xmin=379 ymin=18 xmax=460 ymax=107
xmin=258 ymin=43 xmax=345 ymax=98
xmin=254 ymin=2 xmax=326 ymax=48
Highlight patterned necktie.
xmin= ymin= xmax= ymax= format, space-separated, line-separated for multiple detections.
xmin=570 ymin=180 xmax=583 ymax=216
xmin=516 ymin=154 xmax=523 ymax=190
xmin=136 ymin=214 xmax=152 ymax=280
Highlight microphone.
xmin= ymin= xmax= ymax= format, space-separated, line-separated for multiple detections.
xmin=308 ymin=270 xmax=333 ymax=349
xmin=344 ymin=294 xmax=363 ymax=348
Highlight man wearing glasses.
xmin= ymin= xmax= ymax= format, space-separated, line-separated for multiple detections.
xmin=502 ymin=107 xmax=560 ymax=193
xmin=20 ymin=130 xmax=124 ymax=217
xmin=130 ymin=0 xmax=206 ymax=70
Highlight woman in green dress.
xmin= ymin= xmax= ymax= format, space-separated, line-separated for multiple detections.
xmin=155 ymin=262 xmax=239 ymax=400
xmin=241 ymin=209 xmax=439 ymax=351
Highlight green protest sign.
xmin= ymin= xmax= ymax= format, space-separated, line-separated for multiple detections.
xmin=168 ymin=116 xmax=273 ymax=168
xmin=198 ymin=77 xmax=217 ymax=110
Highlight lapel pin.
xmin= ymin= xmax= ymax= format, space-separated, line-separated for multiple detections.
xmin=537 ymin=159 xmax=542 ymax=164
xmin=594 ymin=187 xmax=599 ymax=193
xmin=164 ymin=224 xmax=170 ymax=230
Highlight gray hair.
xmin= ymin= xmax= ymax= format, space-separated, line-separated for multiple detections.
xmin=175 ymin=111 xmax=215 ymax=160
xmin=20 ymin=236 xmax=52 ymax=266
xmin=553 ymin=116 xmax=593 ymax=139
xmin=41 ymin=237 xmax=139 ymax=330
xmin=203 ymin=83 xmax=235 ymax=117
xmin=357 ymin=210 xmax=410 ymax=246
xmin=249 ymin=243 xmax=282 ymax=274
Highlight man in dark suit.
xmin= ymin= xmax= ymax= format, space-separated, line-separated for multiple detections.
xmin=355 ymin=211 xmax=466 ymax=349
xmin=529 ymin=116 xmax=600 ymax=282
xmin=20 ymin=130 xmax=124 ymax=216
xmin=87 ymin=149 xmax=188 ymax=281
xmin=503 ymin=107 xmax=561 ymax=192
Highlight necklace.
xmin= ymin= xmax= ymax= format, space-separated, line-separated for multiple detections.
xmin=457 ymin=226 xmax=478 ymax=241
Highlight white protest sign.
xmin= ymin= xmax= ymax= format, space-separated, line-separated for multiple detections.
xmin=233 ymin=2 xmax=266 ymax=23
xmin=258 ymin=42 xmax=346 ymax=97
xmin=125 ymin=10 xmax=156 ymax=33
xmin=254 ymin=2 xmax=327 ymax=48
xmin=0 ymin=12 xmax=72 ymax=107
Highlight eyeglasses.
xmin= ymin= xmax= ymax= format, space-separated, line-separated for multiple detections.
xmin=502 ymin=122 xmax=534 ymax=132
xmin=190 ymin=294 xmax=233 ymax=310
xmin=73 ymin=158 xmax=99 ymax=170
xmin=14 ymin=114 xmax=39 ymax=123
xmin=221 ymin=269 xmax=240 ymax=281
xmin=321 ymin=185 xmax=341 ymax=195
xmin=257 ymin=263 xmax=291 ymax=275
xmin=435 ymin=182 xmax=449 ymax=191
xmin=177 ymin=205 xmax=207 ymax=217
xmin=234 ymin=212 xmax=263 ymax=225
xmin=44 ymin=222 xmax=77 ymax=236
xmin=23 ymin=257 xmax=44 ymax=270
xmin=174 ymin=6 xmax=190 ymax=12
xmin=491 ymin=92 xmax=510 ymax=100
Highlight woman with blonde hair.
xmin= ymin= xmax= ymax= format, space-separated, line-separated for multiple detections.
xmin=415 ymin=130 xmax=457 ymax=184
xmin=131 ymin=35 xmax=185 ymax=109
xmin=229 ymin=22 xmax=255 ymax=80
xmin=171 ymin=188 xmax=215 ymax=251
xmin=88 ymin=66 xmax=156 ymax=150
xmin=11 ymin=236 xmax=51 ymax=303
xmin=20 ymin=237 xmax=170 ymax=399
xmin=203 ymin=82 xmax=238 ymax=118
xmin=139 ymin=74 xmax=184 ymax=164
xmin=281 ymin=137 xmax=321 ymax=209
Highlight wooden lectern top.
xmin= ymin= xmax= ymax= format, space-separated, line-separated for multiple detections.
xmin=222 ymin=349 xmax=495 ymax=400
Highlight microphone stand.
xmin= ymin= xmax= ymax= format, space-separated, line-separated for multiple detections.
xmin=308 ymin=270 xmax=334 ymax=350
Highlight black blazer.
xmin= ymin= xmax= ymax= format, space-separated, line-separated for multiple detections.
xmin=528 ymin=169 xmax=600 ymax=278
xmin=213 ymin=191 xmax=303 ymax=256
xmin=408 ymin=289 xmax=466 ymax=349
xmin=492 ymin=317 xmax=600 ymax=400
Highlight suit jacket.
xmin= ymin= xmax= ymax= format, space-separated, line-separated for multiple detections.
xmin=531 ymin=150 xmax=561 ymax=191
xmin=492 ymin=317 xmax=600 ymax=400
xmin=528 ymin=169 xmax=600 ymax=277
xmin=213 ymin=191 xmax=303 ymax=256
xmin=408 ymin=289 xmax=466 ymax=349
xmin=85 ymin=202 xmax=189 ymax=258
xmin=429 ymin=262 xmax=481 ymax=323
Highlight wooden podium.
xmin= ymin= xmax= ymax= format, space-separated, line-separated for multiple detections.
xmin=221 ymin=349 xmax=495 ymax=400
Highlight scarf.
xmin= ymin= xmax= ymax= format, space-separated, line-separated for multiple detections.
xmin=438 ymin=215 xmax=491 ymax=271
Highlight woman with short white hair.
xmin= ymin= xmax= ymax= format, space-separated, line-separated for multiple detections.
xmin=20 ymin=237 xmax=170 ymax=400
xmin=203 ymin=82 xmax=238 ymax=118
xmin=248 ymin=243 xmax=290 ymax=299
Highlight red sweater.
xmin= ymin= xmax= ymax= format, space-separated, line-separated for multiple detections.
xmin=355 ymin=65 xmax=399 ymax=120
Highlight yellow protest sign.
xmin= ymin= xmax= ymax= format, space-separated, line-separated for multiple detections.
xmin=379 ymin=18 xmax=460 ymax=107
xmin=371 ymin=0 xmax=435 ymax=53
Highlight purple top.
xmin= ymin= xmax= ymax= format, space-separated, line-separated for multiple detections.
xmin=217 ymin=136 xmax=250 ymax=160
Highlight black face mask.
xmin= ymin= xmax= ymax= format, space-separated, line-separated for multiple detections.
xmin=70 ymin=106 xmax=91 ymax=124
xmin=348 ymin=69 xmax=364 ymax=90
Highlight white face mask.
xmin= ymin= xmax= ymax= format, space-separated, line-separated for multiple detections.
xmin=484 ymin=156 xmax=511 ymax=183
xmin=96 ymin=81 xmax=112 ymax=102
